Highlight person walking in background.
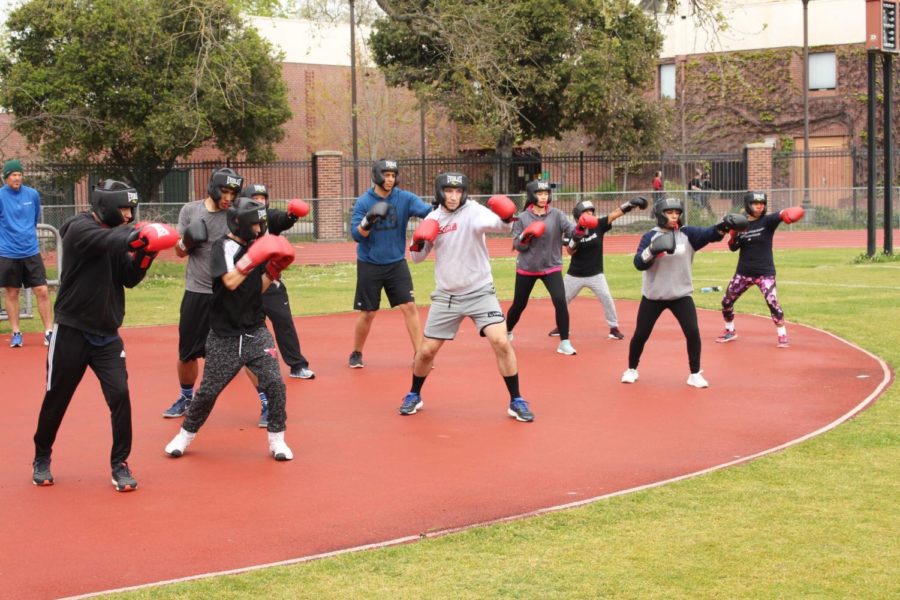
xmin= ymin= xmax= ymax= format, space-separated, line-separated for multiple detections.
xmin=348 ymin=159 xmax=432 ymax=369
xmin=0 ymin=159 xmax=54 ymax=347
xmin=549 ymin=196 xmax=649 ymax=341
xmin=688 ymin=168 xmax=708 ymax=211
xmin=401 ymin=173 xmax=533 ymax=422
xmin=245 ymin=183 xmax=315 ymax=381
xmin=32 ymin=180 xmax=178 ymax=491
xmin=652 ymin=171 xmax=664 ymax=204
xmin=506 ymin=180 xmax=577 ymax=355
xmin=717 ymin=191 xmax=804 ymax=348
xmin=621 ymin=197 xmax=748 ymax=388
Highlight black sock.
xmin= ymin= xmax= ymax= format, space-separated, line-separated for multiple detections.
xmin=411 ymin=374 xmax=427 ymax=395
xmin=503 ymin=374 xmax=520 ymax=401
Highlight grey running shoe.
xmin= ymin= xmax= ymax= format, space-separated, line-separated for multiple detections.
xmin=32 ymin=458 xmax=54 ymax=486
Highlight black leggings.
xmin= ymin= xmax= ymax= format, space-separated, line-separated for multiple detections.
xmin=506 ymin=271 xmax=570 ymax=339
xmin=628 ymin=296 xmax=701 ymax=373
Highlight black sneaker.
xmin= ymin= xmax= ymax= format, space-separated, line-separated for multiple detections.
xmin=348 ymin=351 xmax=364 ymax=368
xmin=608 ymin=327 xmax=626 ymax=340
xmin=111 ymin=462 xmax=138 ymax=492
xmin=32 ymin=458 xmax=54 ymax=486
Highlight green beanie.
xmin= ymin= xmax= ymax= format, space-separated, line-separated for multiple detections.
xmin=3 ymin=159 xmax=23 ymax=179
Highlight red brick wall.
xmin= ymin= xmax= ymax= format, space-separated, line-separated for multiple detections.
xmin=311 ymin=151 xmax=345 ymax=240
xmin=745 ymin=141 xmax=775 ymax=191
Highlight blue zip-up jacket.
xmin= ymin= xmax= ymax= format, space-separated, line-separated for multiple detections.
xmin=0 ymin=184 xmax=41 ymax=258
xmin=350 ymin=186 xmax=431 ymax=265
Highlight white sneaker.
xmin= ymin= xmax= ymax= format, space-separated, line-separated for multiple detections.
xmin=268 ymin=431 xmax=294 ymax=461
xmin=686 ymin=371 xmax=709 ymax=388
xmin=621 ymin=368 xmax=639 ymax=384
xmin=165 ymin=428 xmax=196 ymax=457
xmin=556 ymin=339 xmax=577 ymax=355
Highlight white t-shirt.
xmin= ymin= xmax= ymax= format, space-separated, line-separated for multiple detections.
xmin=410 ymin=201 xmax=512 ymax=295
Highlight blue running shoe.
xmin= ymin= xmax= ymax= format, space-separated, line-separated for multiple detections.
xmin=507 ymin=397 xmax=534 ymax=422
xmin=258 ymin=401 xmax=269 ymax=428
xmin=162 ymin=396 xmax=190 ymax=418
xmin=399 ymin=392 xmax=423 ymax=416
xmin=11 ymin=331 xmax=23 ymax=348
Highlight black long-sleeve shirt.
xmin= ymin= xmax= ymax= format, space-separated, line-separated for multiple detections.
xmin=53 ymin=213 xmax=146 ymax=336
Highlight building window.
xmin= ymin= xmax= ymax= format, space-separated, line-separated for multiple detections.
xmin=808 ymin=52 xmax=836 ymax=90
xmin=659 ymin=63 xmax=676 ymax=99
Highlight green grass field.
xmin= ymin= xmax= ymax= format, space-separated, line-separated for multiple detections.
xmin=10 ymin=247 xmax=900 ymax=598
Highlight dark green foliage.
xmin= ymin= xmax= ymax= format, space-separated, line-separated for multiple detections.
xmin=0 ymin=0 xmax=292 ymax=202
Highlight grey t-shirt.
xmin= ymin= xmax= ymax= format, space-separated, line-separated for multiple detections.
xmin=177 ymin=200 xmax=229 ymax=294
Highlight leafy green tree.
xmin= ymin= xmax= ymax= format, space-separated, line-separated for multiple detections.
xmin=0 ymin=0 xmax=292 ymax=202
xmin=370 ymin=0 xmax=666 ymax=192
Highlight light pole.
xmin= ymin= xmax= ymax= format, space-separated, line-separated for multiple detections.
xmin=350 ymin=0 xmax=359 ymax=196
xmin=802 ymin=0 xmax=812 ymax=210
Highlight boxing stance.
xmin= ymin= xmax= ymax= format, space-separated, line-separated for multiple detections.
xmin=162 ymin=168 xmax=269 ymax=427
xmin=165 ymin=198 xmax=296 ymax=460
xmin=717 ymin=191 xmax=804 ymax=348
xmin=506 ymin=180 xmax=576 ymax=355
xmin=348 ymin=159 xmax=432 ymax=369
xmin=32 ymin=180 xmax=178 ymax=491
xmin=400 ymin=173 xmax=534 ymax=422
xmin=549 ymin=196 xmax=649 ymax=341
xmin=621 ymin=198 xmax=748 ymax=388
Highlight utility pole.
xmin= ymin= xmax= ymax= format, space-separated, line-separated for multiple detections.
xmin=802 ymin=0 xmax=812 ymax=212
xmin=350 ymin=0 xmax=360 ymax=197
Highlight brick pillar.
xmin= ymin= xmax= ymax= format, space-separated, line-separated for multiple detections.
xmin=744 ymin=140 xmax=775 ymax=192
xmin=312 ymin=151 xmax=345 ymax=241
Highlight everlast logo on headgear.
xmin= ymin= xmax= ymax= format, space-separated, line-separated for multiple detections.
xmin=127 ymin=191 xmax=139 ymax=205
xmin=752 ymin=192 xmax=766 ymax=202
xmin=226 ymin=176 xmax=241 ymax=188
xmin=252 ymin=185 xmax=266 ymax=194
xmin=384 ymin=160 xmax=397 ymax=171
xmin=446 ymin=174 xmax=464 ymax=186
xmin=257 ymin=208 xmax=267 ymax=221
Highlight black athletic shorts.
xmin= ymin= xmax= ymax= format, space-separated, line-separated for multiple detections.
xmin=0 ymin=254 xmax=48 ymax=288
xmin=353 ymin=259 xmax=415 ymax=311
xmin=178 ymin=290 xmax=212 ymax=361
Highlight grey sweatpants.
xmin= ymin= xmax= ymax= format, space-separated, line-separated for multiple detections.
xmin=563 ymin=273 xmax=619 ymax=328
xmin=183 ymin=327 xmax=287 ymax=433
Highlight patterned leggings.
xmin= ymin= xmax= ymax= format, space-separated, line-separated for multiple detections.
xmin=721 ymin=273 xmax=784 ymax=326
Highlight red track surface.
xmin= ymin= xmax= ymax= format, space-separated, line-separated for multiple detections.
xmin=0 ymin=298 xmax=890 ymax=599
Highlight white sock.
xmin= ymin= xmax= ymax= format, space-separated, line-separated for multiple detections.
xmin=777 ymin=326 xmax=787 ymax=336
xmin=725 ymin=322 xmax=735 ymax=332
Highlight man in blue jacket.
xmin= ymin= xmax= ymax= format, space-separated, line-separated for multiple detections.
xmin=0 ymin=159 xmax=53 ymax=348
xmin=348 ymin=159 xmax=432 ymax=368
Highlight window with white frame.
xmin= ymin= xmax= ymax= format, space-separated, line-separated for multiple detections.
xmin=808 ymin=52 xmax=837 ymax=90
xmin=659 ymin=63 xmax=676 ymax=99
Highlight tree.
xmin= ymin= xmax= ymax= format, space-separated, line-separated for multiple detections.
xmin=369 ymin=0 xmax=666 ymax=192
xmin=0 ymin=0 xmax=292 ymax=203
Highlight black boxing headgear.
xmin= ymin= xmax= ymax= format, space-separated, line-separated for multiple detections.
xmin=90 ymin=179 xmax=139 ymax=227
xmin=207 ymin=168 xmax=244 ymax=205
xmin=246 ymin=183 xmax=269 ymax=205
xmin=434 ymin=172 xmax=468 ymax=210
xmin=525 ymin=180 xmax=552 ymax=207
xmin=654 ymin=197 xmax=684 ymax=228
xmin=372 ymin=159 xmax=399 ymax=188
xmin=743 ymin=191 xmax=767 ymax=216
xmin=227 ymin=197 xmax=268 ymax=243
xmin=573 ymin=200 xmax=596 ymax=221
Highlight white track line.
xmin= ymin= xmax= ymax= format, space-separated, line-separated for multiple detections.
xmin=62 ymin=319 xmax=893 ymax=600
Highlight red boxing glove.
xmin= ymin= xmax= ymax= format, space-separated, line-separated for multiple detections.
xmin=578 ymin=213 xmax=599 ymax=230
xmin=519 ymin=220 xmax=546 ymax=243
xmin=487 ymin=195 xmax=517 ymax=222
xmin=287 ymin=199 xmax=310 ymax=218
xmin=781 ymin=206 xmax=805 ymax=224
xmin=236 ymin=234 xmax=294 ymax=276
xmin=266 ymin=253 xmax=294 ymax=281
xmin=409 ymin=219 xmax=440 ymax=252
xmin=128 ymin=223 xmax=179 ymax=252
